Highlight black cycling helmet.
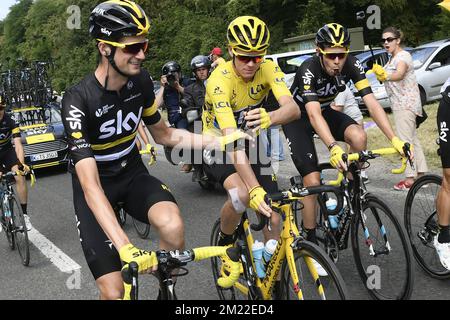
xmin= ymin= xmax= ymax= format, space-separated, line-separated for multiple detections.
xmin=190 ymin=55 xmax=211 ymax=72
xmin=89 ymin=0 xmax=150 ymax=42
xmin=162 ymin=61 xmax=181 ymax=75
xmin=316 ymin=23 xmax=350 ymax=48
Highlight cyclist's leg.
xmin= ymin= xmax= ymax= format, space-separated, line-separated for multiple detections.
xmin=4 ymin=148 xmax=28 ymax=215
xmin=71 ymin=174 xmax=123 ymax=300
xmin=283 ymin=117 xmax=320 ymax=242
xmin=124 ymin=161 xmax=183 ymax=251
xmin=436 ymin=99 xmax=450 ymax=267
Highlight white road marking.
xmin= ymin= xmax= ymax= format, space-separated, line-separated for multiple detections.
xmin=27 ymin=223 xmax=81 ymax=273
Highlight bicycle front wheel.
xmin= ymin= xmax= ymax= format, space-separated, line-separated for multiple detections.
xmin=352 ymin=195 xmax=413 ymax=300
xmin=10 ymin=197 xmax=30 ymax=266
xmin=279 ymin=239 xmax=348 ymax=300
xmin=210 ymin=218 xmax=249 ymax=300
xmin=404 ymin=174 xmax=450 ymax=279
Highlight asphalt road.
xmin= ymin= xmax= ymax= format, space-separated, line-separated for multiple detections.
xmin=0 ymin=139 xmax=449 ymax=300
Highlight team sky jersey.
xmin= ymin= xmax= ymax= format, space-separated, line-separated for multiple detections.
xmin=62 ymin=69 xmax=161 ymax=176
xmin=202 ymin=59 xmax=292 ymax=134
xmin=0 ymin=113 xmax=20 ymax=152
xmin=291 ymin=55 xmax=372 ymax=112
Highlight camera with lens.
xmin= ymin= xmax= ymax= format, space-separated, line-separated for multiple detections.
xmin=162 ymin=61 xmax=182 ymax=88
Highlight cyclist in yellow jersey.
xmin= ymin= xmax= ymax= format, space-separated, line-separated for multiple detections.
xmin=202 ymin=16 xmax=300 ymax=245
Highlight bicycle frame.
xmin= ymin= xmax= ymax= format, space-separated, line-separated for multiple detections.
xmin=233 ymin=202 xmax=325 ymax=300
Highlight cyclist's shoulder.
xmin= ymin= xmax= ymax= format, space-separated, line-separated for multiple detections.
xmin=62 ymin=73 xmax=97 ymax=104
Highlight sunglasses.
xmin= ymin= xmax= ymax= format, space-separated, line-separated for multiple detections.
xmin=98 ymin=39 xmax=149 ymax=55
xmin=381 ymin=37 xmax=398 ymax=44
xmin=235 ymin=55 xmax=264 ymax=64
xmin=319 ymin=48 xmax=349 ymax=60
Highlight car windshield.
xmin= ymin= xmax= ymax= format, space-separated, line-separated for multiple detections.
xmin=276 ymin=54 xmax=312 ymax=74
xmin=409 ymin=47 xmax=437 ymax=68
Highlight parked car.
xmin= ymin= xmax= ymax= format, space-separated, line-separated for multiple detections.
xmin=409 ymin=39 xmax=450 ymax=105
xmin=10 ymin=102 xmax=68 ymax=170
xmin=265 ymin=49 xmax=316 ymax=88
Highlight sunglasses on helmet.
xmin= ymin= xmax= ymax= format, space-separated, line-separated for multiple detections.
xmin=98 ymin=39 xmax=149 ymax=55
xmin=235 ymin=54 xmax=264 ymax=64
xmin=319 ymin=48 xmax=349 ymax=60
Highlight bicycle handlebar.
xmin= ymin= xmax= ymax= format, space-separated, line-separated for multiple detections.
xmin=250 ymin=183 xmax=344 ymax=231
xmin=328 ymin=146 xmax=410 ymax=186
xmin=121 ymin=246 xmax=241 ymax=300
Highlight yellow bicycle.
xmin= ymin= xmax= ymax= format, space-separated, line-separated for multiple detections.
xmin=210 ymin=177 xmax=349 ymax=300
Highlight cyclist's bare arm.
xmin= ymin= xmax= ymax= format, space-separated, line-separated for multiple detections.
xmin=147 ymin=117 xmax=246 ymax=151
xmin=363 ymin=93 xmax=396 ymax=140
xmin=137 ymin=121 xmax=150 ymax=147
xmin=75 ymin=158 xmax=131 ymax=250
xmin=245 ymin=95 xmax=300 ymax=130
xmin=13 ymin=136 xmax=26 ymax=164
xmin=305 ymin=101 xmax=338 ymax=148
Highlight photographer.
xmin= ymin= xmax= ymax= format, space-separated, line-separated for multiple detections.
xmin=155 ymin=61 xmax=188 ymax=129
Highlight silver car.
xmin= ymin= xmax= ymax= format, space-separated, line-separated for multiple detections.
xmin=409 ymin=39 xmax=450 ymax=105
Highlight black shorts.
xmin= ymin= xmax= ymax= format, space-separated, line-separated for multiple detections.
xmin=282 ymin=107 xmax=357 ymax=177
xmin=72 ymin=159 xmax=176 ymax=280
xmin=0 ymin=147 xmax=19 ymax=173
xmin=203 ymin=138 xmax=278 ymax=193
xmin=437 ymin=99 xmax=450 ymax=168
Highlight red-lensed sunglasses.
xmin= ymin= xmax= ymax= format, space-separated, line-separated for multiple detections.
xmin=235 ymin=55 xmax=264 ymax=64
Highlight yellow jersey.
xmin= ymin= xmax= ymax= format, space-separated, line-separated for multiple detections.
xmin=202 ymin=59 xmax=292 ymax=134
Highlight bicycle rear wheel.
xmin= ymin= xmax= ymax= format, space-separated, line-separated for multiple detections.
xmin=352 ymin=195 xmax=413 ymax=300
xmin=132 ymin=217 xmax=150 ymax=239
xmin=10 ymin=197 xmax=30 ymax=266
xmin=2 ymin=214 xmax=15 ymax=250
xmin=210 ymin=218 xmax=249 ymax=300
xmin=404 ymin=174 xmax=450 ymax=279
xmin=279 ymin=239 xmax=348 ymax=300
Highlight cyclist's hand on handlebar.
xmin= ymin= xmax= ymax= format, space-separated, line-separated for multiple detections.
xmin=391 ymin=136 xmax=414 ymax=159
xmin=119 ymin=244 xmax=158 ymax=274
xmin=329 ymin=144 xmax=347 ymax=171
xmin=244 ymin=108 xmax=272 ymax=133
xmin=17 ymin=164 xmax=30 ymax=175
xmin=249 ymin=186 xmax=272 ymax=217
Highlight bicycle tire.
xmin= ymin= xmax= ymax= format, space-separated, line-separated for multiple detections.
xmin=3 ymin=216 xmax=14 ymax=250
xmin=210 ymin=218 xmax=248 ymax=300
xmin=132 ymin=217 xmax=150 ymax=239
xmin=404 ymin=174 xmax=450 ymax=279
xmin=10 ymin=197 xmax=30 ymax=266
xmin=351 ymin=194 xmax=413 ymax=300
xmin=279 ymin=239 xmax=348 ymax=300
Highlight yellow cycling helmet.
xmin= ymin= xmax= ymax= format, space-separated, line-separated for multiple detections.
xmin=316 ymin=23 xmax=350 ymax=48
xmin=438 ymin=0 xmax=450 ymax=11
xmin=89 ymin=0 xmax=150 ymax=41
xmin=227 ymin=16 xmax=270 ymax=55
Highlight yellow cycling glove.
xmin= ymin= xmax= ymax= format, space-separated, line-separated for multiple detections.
xmin=391 ymin=136 xmax=413 ymax=156
xmin=259 ymin=108 xmax=272 ymax=130
xmin=249 ymin=186 xmax=268 ymax=212
xmin=329 ymin=144 xmax=346 ymax=169
xmin=371 ymin=63 xmax=388 ymax=82
xmin=219 ymin=130 xmax=247 ymax=151
xmin=17 ymin=164 xmax=30 ymax=175
xmin=119 ymin=244 xmax=158 ymax=273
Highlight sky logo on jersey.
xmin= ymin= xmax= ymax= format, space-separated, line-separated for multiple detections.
xmin=354 ymin=60 xmax=365 ymax=74
xmin=66 ymin=105 xmax=85 ymax=131
xmin=302 ymin=69 xmax=314 ymax=85
xmin=440 ymin=121 xmax=448 ymax=143
xmin=99 ymin=108 xmax=142 ymax=140
xmin=316 ymin=83 xmax=338 ymax=96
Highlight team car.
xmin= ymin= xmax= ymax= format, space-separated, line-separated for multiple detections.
xmin=10 ymin=102 xmax=68 ymax=169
